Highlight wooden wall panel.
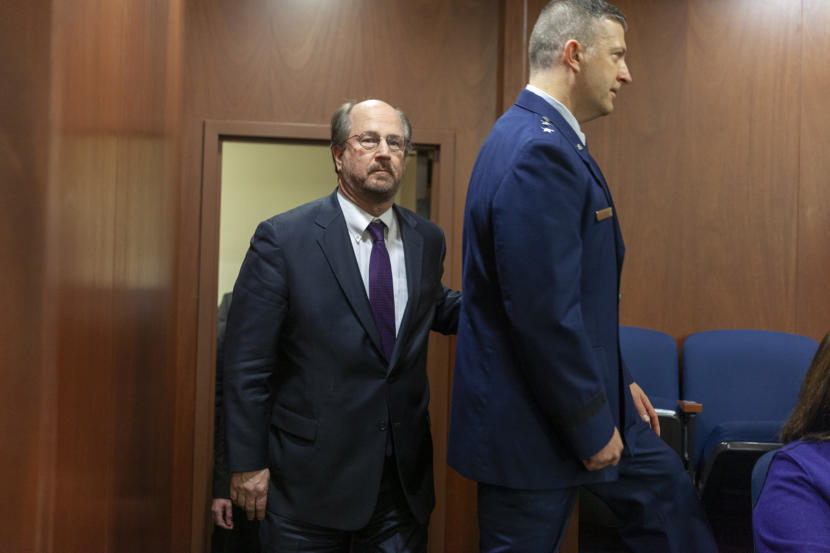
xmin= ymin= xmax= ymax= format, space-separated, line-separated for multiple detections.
xmin=0 ymin=1 xmax=54 ymax=551
xmin=1 ymin=1 xmax=187 ymax=552
xmin=798 ymin=0 xmax=830 ymax=340
xmin=500 ymin=0 xmax=549 ymax=113
xmin=588 ymin=0 xmax=811 ymax=340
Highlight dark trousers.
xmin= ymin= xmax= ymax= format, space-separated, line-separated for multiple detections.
xmin=478 ymin=421 xmax=718 ymax=553
xmin=212 ymin=504 xmax=261 ymax=553
xmin=259 ymin=456 xmax=427 ymax=553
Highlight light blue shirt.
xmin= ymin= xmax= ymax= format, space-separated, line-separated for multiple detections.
xmin=525 ymin=84 xmax=586 ymax=146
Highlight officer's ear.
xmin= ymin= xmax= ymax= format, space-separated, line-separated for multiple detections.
xmin=563 ymin=39 xmax=582 ymax=72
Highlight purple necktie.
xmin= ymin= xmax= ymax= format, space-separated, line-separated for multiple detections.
xmin=367 ymin=221 xmax=395 ymax=360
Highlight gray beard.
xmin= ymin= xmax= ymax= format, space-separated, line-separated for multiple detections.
xmin=344 ymin=171 xmax=400 ymax=203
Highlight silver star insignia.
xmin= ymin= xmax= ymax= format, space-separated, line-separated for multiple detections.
xmin=542 ymin=127 xmax=554 ymax=133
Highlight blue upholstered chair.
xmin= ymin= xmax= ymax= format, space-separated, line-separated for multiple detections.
xmin=619 ymin=326 xmax=690 ymax=461
xmin=681 ymin=329 xmax=817 ymax=508
xmin=620 ymin=325 xmax=679 ymax=411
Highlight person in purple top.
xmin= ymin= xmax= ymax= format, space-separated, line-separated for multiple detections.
xmin=754 ymin=331 xmax=830 ymax=552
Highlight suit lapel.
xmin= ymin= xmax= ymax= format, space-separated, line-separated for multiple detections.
xmin=315 ymin=193 xmax=386 ymax=360
xmin=388 ymin=206 xmax=422 ymax=371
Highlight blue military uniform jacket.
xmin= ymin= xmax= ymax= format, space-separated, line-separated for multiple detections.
xmin=448 ymin=89 xmax=640 ymax=489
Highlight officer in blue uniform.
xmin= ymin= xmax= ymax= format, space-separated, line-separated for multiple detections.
xmin=448 ymin=1 xmax=717 ymax=551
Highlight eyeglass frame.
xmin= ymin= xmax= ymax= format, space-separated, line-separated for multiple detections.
xmin=342 ymin=131 xmax=411 ymax=154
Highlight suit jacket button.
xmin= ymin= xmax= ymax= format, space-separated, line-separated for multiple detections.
xmin=378 ymin=422 xmax=388 ymax=431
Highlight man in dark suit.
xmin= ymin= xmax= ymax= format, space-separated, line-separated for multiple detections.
xmin=447 ymin=1 xmax=717 ymax=551
xmin=223 ymin=99 xmax=460 ymax=552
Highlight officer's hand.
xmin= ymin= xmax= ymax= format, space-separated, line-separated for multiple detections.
xmin=582 ymin=427 xmax=623 ymax=471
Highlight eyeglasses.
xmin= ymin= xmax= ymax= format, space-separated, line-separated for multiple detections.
xmin=345 ymin=132 xmax=407 ymax=153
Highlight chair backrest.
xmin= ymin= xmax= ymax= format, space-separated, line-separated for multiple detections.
xmin=620 ymin=326 xmax=679 ymax=411
xmin=681 ymin=329 xmax=818 ymax=463
xmin=751 ymin=449 xmax=778 ymax=508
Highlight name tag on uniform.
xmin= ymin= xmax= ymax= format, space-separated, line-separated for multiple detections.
xmin=595 ymin=207 xmax=613 ymax=221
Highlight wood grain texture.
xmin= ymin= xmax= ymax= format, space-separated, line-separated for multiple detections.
xmin=588 ymin=0 xmax=812 ymax=340
xmin=797 ymin=0 xmax=830 ymax=339
xmin=500 ymin=0 xmax=550 ymax=113
xmin=500 ymin=0 xmax=526 ymax=114
xmin=0 ymin=1 xmax=54 ymax=551
xmin=38 ymin=1 xmax=185 ymax=552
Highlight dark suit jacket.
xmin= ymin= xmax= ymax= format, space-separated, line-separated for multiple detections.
xmin=448 ymin=89 xmax=639 ymax=490
xmin=223 ymin=191 xmax=460 ymax=530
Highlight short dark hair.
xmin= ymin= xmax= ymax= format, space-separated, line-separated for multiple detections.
xmin=528 ymin=0 xmax=627 ymax=74
xmin=780 ymin=332 xmax=830 ymax=443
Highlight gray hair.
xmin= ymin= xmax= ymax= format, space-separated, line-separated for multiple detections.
xmin=329 ymin=100 xmax=412 ymax=149
xmin=528 ymin=0 xmax=627 ymax=74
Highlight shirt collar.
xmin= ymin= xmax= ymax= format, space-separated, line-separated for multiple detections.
xmin=525 ymin=84 xmax=586 ymax=146
xmin=336 ymin=189 xmax=399 ymax=243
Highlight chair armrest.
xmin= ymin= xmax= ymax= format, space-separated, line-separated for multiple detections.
xmin=677 ymin=400 xmax=702 ymax=413
xmin=677 ymin=400 xmax=703 ymax=479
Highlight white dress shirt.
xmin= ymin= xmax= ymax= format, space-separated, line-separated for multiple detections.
xmin=337 ymin=191 xmax=408 ymax=334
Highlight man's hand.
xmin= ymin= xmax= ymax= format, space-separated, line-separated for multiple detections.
xmin=630 ymin=382 xmax=661 ymax=436
xmin=211 ymin=498 xmax=234 ymax=529
xmin=230 ymin=468 xmax=270 ymax=521
xmin=582 ymin=427 xmax=623 ymax=471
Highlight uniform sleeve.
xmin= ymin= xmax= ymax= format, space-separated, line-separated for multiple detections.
xmin=491 ymin=141 xmax=616 ymax=460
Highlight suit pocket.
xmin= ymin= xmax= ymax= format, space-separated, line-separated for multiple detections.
xmin=270 ymin=403 xmax=318 ymax=442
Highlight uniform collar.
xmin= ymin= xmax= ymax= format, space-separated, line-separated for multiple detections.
xmin=525 ymin=84 xmax=586 ymax=146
